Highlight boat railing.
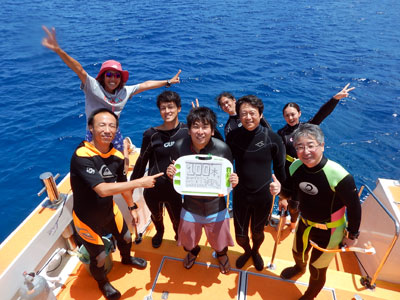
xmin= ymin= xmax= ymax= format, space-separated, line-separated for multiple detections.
xmin=358 ymin=184 xmax=400 ymax=289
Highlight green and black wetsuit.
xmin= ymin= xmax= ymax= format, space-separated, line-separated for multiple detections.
xmin=280 ymin=155 xmax=361 ymax=299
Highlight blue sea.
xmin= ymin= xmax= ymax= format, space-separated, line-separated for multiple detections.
xmin=1 ymin=0 xmax=399 ymax=242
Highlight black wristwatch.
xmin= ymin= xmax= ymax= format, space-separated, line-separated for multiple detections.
xmin=166 ymin=79 xmax=171 ymax=88
xmin=128 ymin=203 xmax=138 ymax=211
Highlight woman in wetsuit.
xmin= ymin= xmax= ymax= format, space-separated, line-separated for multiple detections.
xmin=130 ymin=91 xmax=188 ymax=248
xmin=277 ymin=83 xmax=355 ymax=231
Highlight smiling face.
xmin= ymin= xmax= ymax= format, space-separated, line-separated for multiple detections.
xmin=239 ymin=102 xmax=262 ymax=131
xmin=219 ymin=96 xmax=237 ymax=115
xmin=89 ymin=111 xmax=117 ymax=149
xmin=189 ymin=120 xmax=214 ymax=152
xmin=159 ymin=101 xmax=181 ymax=124
xmin=103 ymin=71 xmax=122 ymax=93
xmin=295 ymin=135 xmax=324 ymax=168
xmin=283 ymin=106 xmax=301 ymax=127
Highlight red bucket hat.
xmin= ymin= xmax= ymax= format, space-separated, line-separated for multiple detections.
xmin=96 ymin=60 xmax=129 ymax=83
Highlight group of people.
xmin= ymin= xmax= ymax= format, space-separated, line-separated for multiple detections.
xmin=42 ymin=26 xmax=361 ymax=300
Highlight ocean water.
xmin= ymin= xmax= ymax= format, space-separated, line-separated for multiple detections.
xmin=1 ymin=0 xmax=399 ymax=242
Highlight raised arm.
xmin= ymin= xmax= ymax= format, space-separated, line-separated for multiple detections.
xmin=41 ymin=26 xmax=87 ymax=84
xmin=134 ymin=69 xmax=181 ymax=94
xmin=310 ymin=83 xmax=355 ymax=125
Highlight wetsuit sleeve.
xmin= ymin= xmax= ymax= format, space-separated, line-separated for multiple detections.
xmin=130 ymin=129 xmax=152 ymax=180
xmin=270 ymin=130 xmax=286 ymax=184
xmin=260 ymin=116 xmax=272 ymax=129
xmin=336 ymin=174 xmax=362 ymax=234
xmin=71 ymin=154 xmax=104 ymax=189
xmin=308 ymin=97 xmax=339 ymax=125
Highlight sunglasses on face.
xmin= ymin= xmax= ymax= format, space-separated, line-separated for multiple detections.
xmin=105 ymin=72 xmax=121 ymax=79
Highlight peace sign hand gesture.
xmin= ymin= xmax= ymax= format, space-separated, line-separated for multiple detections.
xmin=333 ymin=83 xmax=356 ymax=100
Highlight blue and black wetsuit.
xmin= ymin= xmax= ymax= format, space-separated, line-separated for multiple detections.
xmin=227 ymin=125 xmax=286 ymax=257
xmin=70 ymin=141 xmax=132 ymax=283
xmin=280 ymin=155 xmax=361 ymax=299
xmin=278 ymin=97 xmax=340 ymax=220
xmin=130 ymin=122 xmax=188 ymax=237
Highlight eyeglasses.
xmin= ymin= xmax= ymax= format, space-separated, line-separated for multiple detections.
xmin=295 ymin=143 xmax=321 ymax=152
xmin=105 ymin=72 xmax=121 ymax=79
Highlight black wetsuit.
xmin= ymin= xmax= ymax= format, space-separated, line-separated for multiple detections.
xmin=280 ymin=156 xmax=361 ymax=299
xmin=226 ymin=125 xmax=286 ymax=255
xmin=278 ymin=97 xmax=340 ymax=220
xmin=171 ymin=136 xmax=233 ymax=217
xmin=70 ymin=141 xmax=131 ymax=282
xmin=130 ymin=122 xmax=188 ymax=236
xmin=224 ymin=114 xmax=271 ymax=137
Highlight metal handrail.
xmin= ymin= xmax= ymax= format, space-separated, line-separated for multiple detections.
xmin=359 ymin=184 xmax=400 ymax=289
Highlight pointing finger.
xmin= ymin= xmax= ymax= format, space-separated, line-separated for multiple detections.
xmin=153 ymin=172 xmax=164 ymax=178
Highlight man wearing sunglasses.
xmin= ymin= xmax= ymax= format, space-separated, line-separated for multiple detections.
xmin=278 ymin=123 xmax=361 ymax=300
xmin=42 ymin=25 xmax=181 ymax=152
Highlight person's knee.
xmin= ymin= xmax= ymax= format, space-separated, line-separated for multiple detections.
xmin=235 ymin=235 xmax=250 ymax=247
xmin=122 ymin=230 xmax=132 ymax=244
xmin=95 ymin=251 xmax=107 ymax=268
xmin=252 ymin=231 xmax=264 ymax=243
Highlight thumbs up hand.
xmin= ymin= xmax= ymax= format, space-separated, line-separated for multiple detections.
xmin=270 ymin=174 xmax=281 ymax=196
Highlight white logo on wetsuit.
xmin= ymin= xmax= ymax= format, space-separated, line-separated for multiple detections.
xmin=164 ymin=141 xmax=175 ymax=148
xmin=99 ymin=165 xmax=114 ymax=178
xmin=299 ymin=182 xmax=318 ymax=195
xmin=86 ymin=167 xmax=95 ymax=175
xmin=255 ymin=141 xmax=264 ymax=148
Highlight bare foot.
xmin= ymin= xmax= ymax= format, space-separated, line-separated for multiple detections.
xmin=217 ymin=254 xmax=231 ymax=274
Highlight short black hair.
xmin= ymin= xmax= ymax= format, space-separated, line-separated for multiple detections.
xmin=87 ymin=108 xmax=119 ymax=127
xmin=216 ymin=92 xmax=235 ymax=108
xmin=186 ymin=107 xmax=217 ymax=131
xmin=236 ymin=95 xmax=264 ymax=115
xmin=156 ymin=91 xmax=181 ymax=108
